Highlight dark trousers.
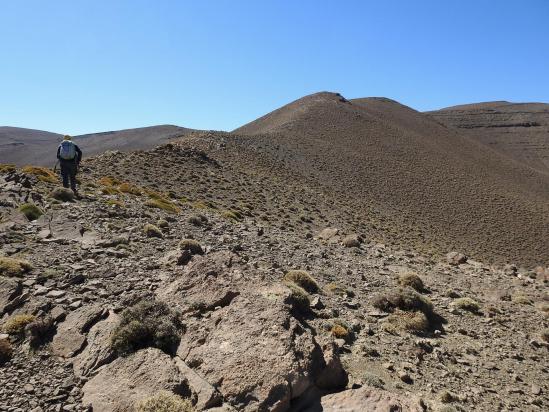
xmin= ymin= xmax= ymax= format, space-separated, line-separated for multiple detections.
xmin=60 ymin=160 xmax=78 ymax=191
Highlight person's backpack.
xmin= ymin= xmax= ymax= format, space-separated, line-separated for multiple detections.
xmin=59 ymin=141 xmax=76 ymax=160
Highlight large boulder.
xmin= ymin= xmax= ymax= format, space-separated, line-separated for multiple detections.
xmin=159 ymin=252 xmax=347 ymax=412
xmin=82 ymin=348 xmax=188 ymax=412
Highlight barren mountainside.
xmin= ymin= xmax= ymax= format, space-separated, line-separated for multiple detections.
xmin=426 ymin=101 xmax=549 ymax=175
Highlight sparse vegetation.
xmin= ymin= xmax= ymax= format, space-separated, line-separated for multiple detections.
xmin=283 ymin=270 xmax=319 ymax=293
xmin=110 ymin=300 xmax=182 ymax=355
xmin=372 ymin=288 xmax=433 ymax=315
xmin=362 ymin=372 xmax=384 ymax=388
xmin=22 ymin=166 xmax=57 ymax=183
xmin=222 ymin=210 xmax=243 ymax=221
xmin=0 ymin=339 xmax=13 ymax=364
xmin=106 ymin=199 xmax=125 ymax=208
xmin=284 ymin=282 xmax=310 ymax=312
xmin=179 ymin=239 xmax=203 ymax=255
xmin=383 ymin=310 xmax=430 ymax=334
xmin=119 ymin=182 xmax=143 ymax=195
xmin=511 ymin=293 xmax=532 ymax=305
xmin=188 ymin=214 xmax=208 ymax=226
xmin=0 ymin=256 xmax=33 ymax=277
xmin=325 ymin=282 xmax=355 ymax=297
xmin=397 ymin=272 xmax=424 ymax=292
xmin=49 ymin=187 xmax=75 ymax=202
xmin=135 ymin=391 xmax=195 ymax=412
xmin=0 ymin=164 xmax=16 ymax=173
xmin=18 ymin=203 xmax=43 ymax=221
xmin=330 ymin=320 xmax=351 ymax=340
xmin=453 ymin=297 xmax=480 ymax=313
xmin=26 ymin=317 xmax=55 ymax=348
xmin=98 ymin=176 xmax=121 ymax=186
xmin=2 ymin=314 xmax=36 ymax=336
xmin=144 ymin=191 xmax=180 ymax=214
xmin=143 ymin=223 xmax=163 ymax=238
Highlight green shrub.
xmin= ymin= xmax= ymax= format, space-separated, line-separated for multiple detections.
xmin=110 ymin=300 xmax=182 ymax=356
xmin=144 ymin=224 xmax=163 ymax=238
xmin=135 ymin=391 xmax=195 ymax=412
xmin=283 ymin=270 xmax=319 ymax=293
xmin=2 ymin=314 xmax=36 ymax=336
xmin=397 ymin=272 xmax=424 ymax=292
xmin=0 ymin=257 xmax=33 ymax=277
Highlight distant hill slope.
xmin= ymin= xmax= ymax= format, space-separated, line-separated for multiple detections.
xmin=426 ymin=101 xmax=549 ymax=174
xmin=234 ymin=92 xmax=549 ymax=265
xmin=0 ymin=125 xmax=195 ymax=166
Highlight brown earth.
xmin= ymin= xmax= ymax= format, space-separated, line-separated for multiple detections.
xmin=234 ymin=92 xmax=549 ymax=266
xmin=426 ymin=101 xmax=549 ymax=175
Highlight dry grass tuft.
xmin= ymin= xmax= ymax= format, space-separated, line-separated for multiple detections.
xmin=135 ymin=391 xmax=195 ymax=412
xmin=18 ymin=203 xmax=43 ymax=221
xmin=2 ymin=314 xmax=36 ymax=336
xmin=453 ymin=297 xmax=480 ymax=313
xmin=325 ymin=282 xmax=355 ymax=297
xmin=0 ymin=257 xmax=33 ymax=277
xmin=222 ymin=210 xmax=243 ymax=221
xmin=283 ymin=270 xmax=319 ymax=293
xmin=284 ymin=282 xmax=311 ymax=312
xmin=22 ymin=166 xmax=57 ymax=183
xmin=179 ymin=239 xmax=203 ymax=255
xmin=119 ymin=182 xmax=142 ymax=195
xmin=143 ymin=224 xmax=163 ymax=238
xmin=397 ymin=272 xmax=424 ymax=292
xmin=50 ymin=187 xmax=75 ymax=202
xmin=0 ymin=164 xmax=16 ymax=173
xmin=372 ymin=288 xmax=433 ymax=315
xmin=98 ymin=176 xmax=121 ymax=187
xmin=511 ymin=294 xmax=532 ymax=305
xmin=383 ymin=310 xmax=430 ymax=334
xmin=330 ymin=322 xmax=351 ymax=340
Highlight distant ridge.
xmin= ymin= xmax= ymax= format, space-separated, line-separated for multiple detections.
xmin=0 ymin=125 xmax=196 ymax=166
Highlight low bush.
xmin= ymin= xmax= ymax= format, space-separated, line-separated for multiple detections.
xmin=284 ymin=282 xmax=310 ymax=313
xmin=397 ymin=273 xmax=424 ymax=292
xmin=135 ymin=391 xmax=195 ymax=412
xmin=283 ymin=270 xmax=319 ymax=294
xmin=325 ymin=282 xmax=355 ymax=297
xmin=372 ymin=288 xmax=433 ymax=315
xmin=383 ymin=310 xmax=430 ymax=334
xmin=452 ymin=297 xmax=480 ymax=313
xmin=2 ymin=314 xmax=36 ymax=336
xmin=330 ymin=320 xmax=351 ymax=341
xmin=188 ymin=214 xmax=208 ymax=226
xmin=144 ymin=224 xmax=163 ymax=238
xmin=18 ymin=203 xmax=43 ymax=221
xmin=110 ymin=300 xmax=182 ymax=356
xmin=22 ymin=166 xmax=57 ymax=183
xmin=0 ymin=257 xmax=33 ymax=277
xmin=179 ymin=239 xmax=203 ymax=255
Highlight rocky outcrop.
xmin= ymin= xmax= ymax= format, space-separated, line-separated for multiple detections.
xmin=0 ymin=277 xmax=23 ymax=315
xmin=81 ymin=348 xmax=189 ymax=412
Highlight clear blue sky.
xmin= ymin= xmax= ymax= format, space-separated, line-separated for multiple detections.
xmin=1 ymin=0 xmax=548 ymax=135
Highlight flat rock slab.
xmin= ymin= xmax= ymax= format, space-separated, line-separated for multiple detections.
xmin=82 ymin=348 xmax=188 ymax=412
xmin=51 ymin=304 xmax=105 ymax=357
xmin=0 ymin=276 xmax=23 ymax=315
xmin=318 ymin=386 xmax=424 ymax=412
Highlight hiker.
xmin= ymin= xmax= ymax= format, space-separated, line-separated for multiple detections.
xmin=57 ymin=135 xmax=82 ymax=193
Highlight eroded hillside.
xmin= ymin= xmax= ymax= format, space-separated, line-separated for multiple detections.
xmin=0 ymin=139 xmax=548 ymax=411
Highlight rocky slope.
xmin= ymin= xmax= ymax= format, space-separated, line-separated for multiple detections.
xmin=0 ymin=125 xmax=196 ymax=166
xmin=0 ymin=137 xmax=547 ymax=411
xmin=235 ymin=92 xmax=549 ymax=266
xmin=426 ymin=102 xmax=549 ymax=175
